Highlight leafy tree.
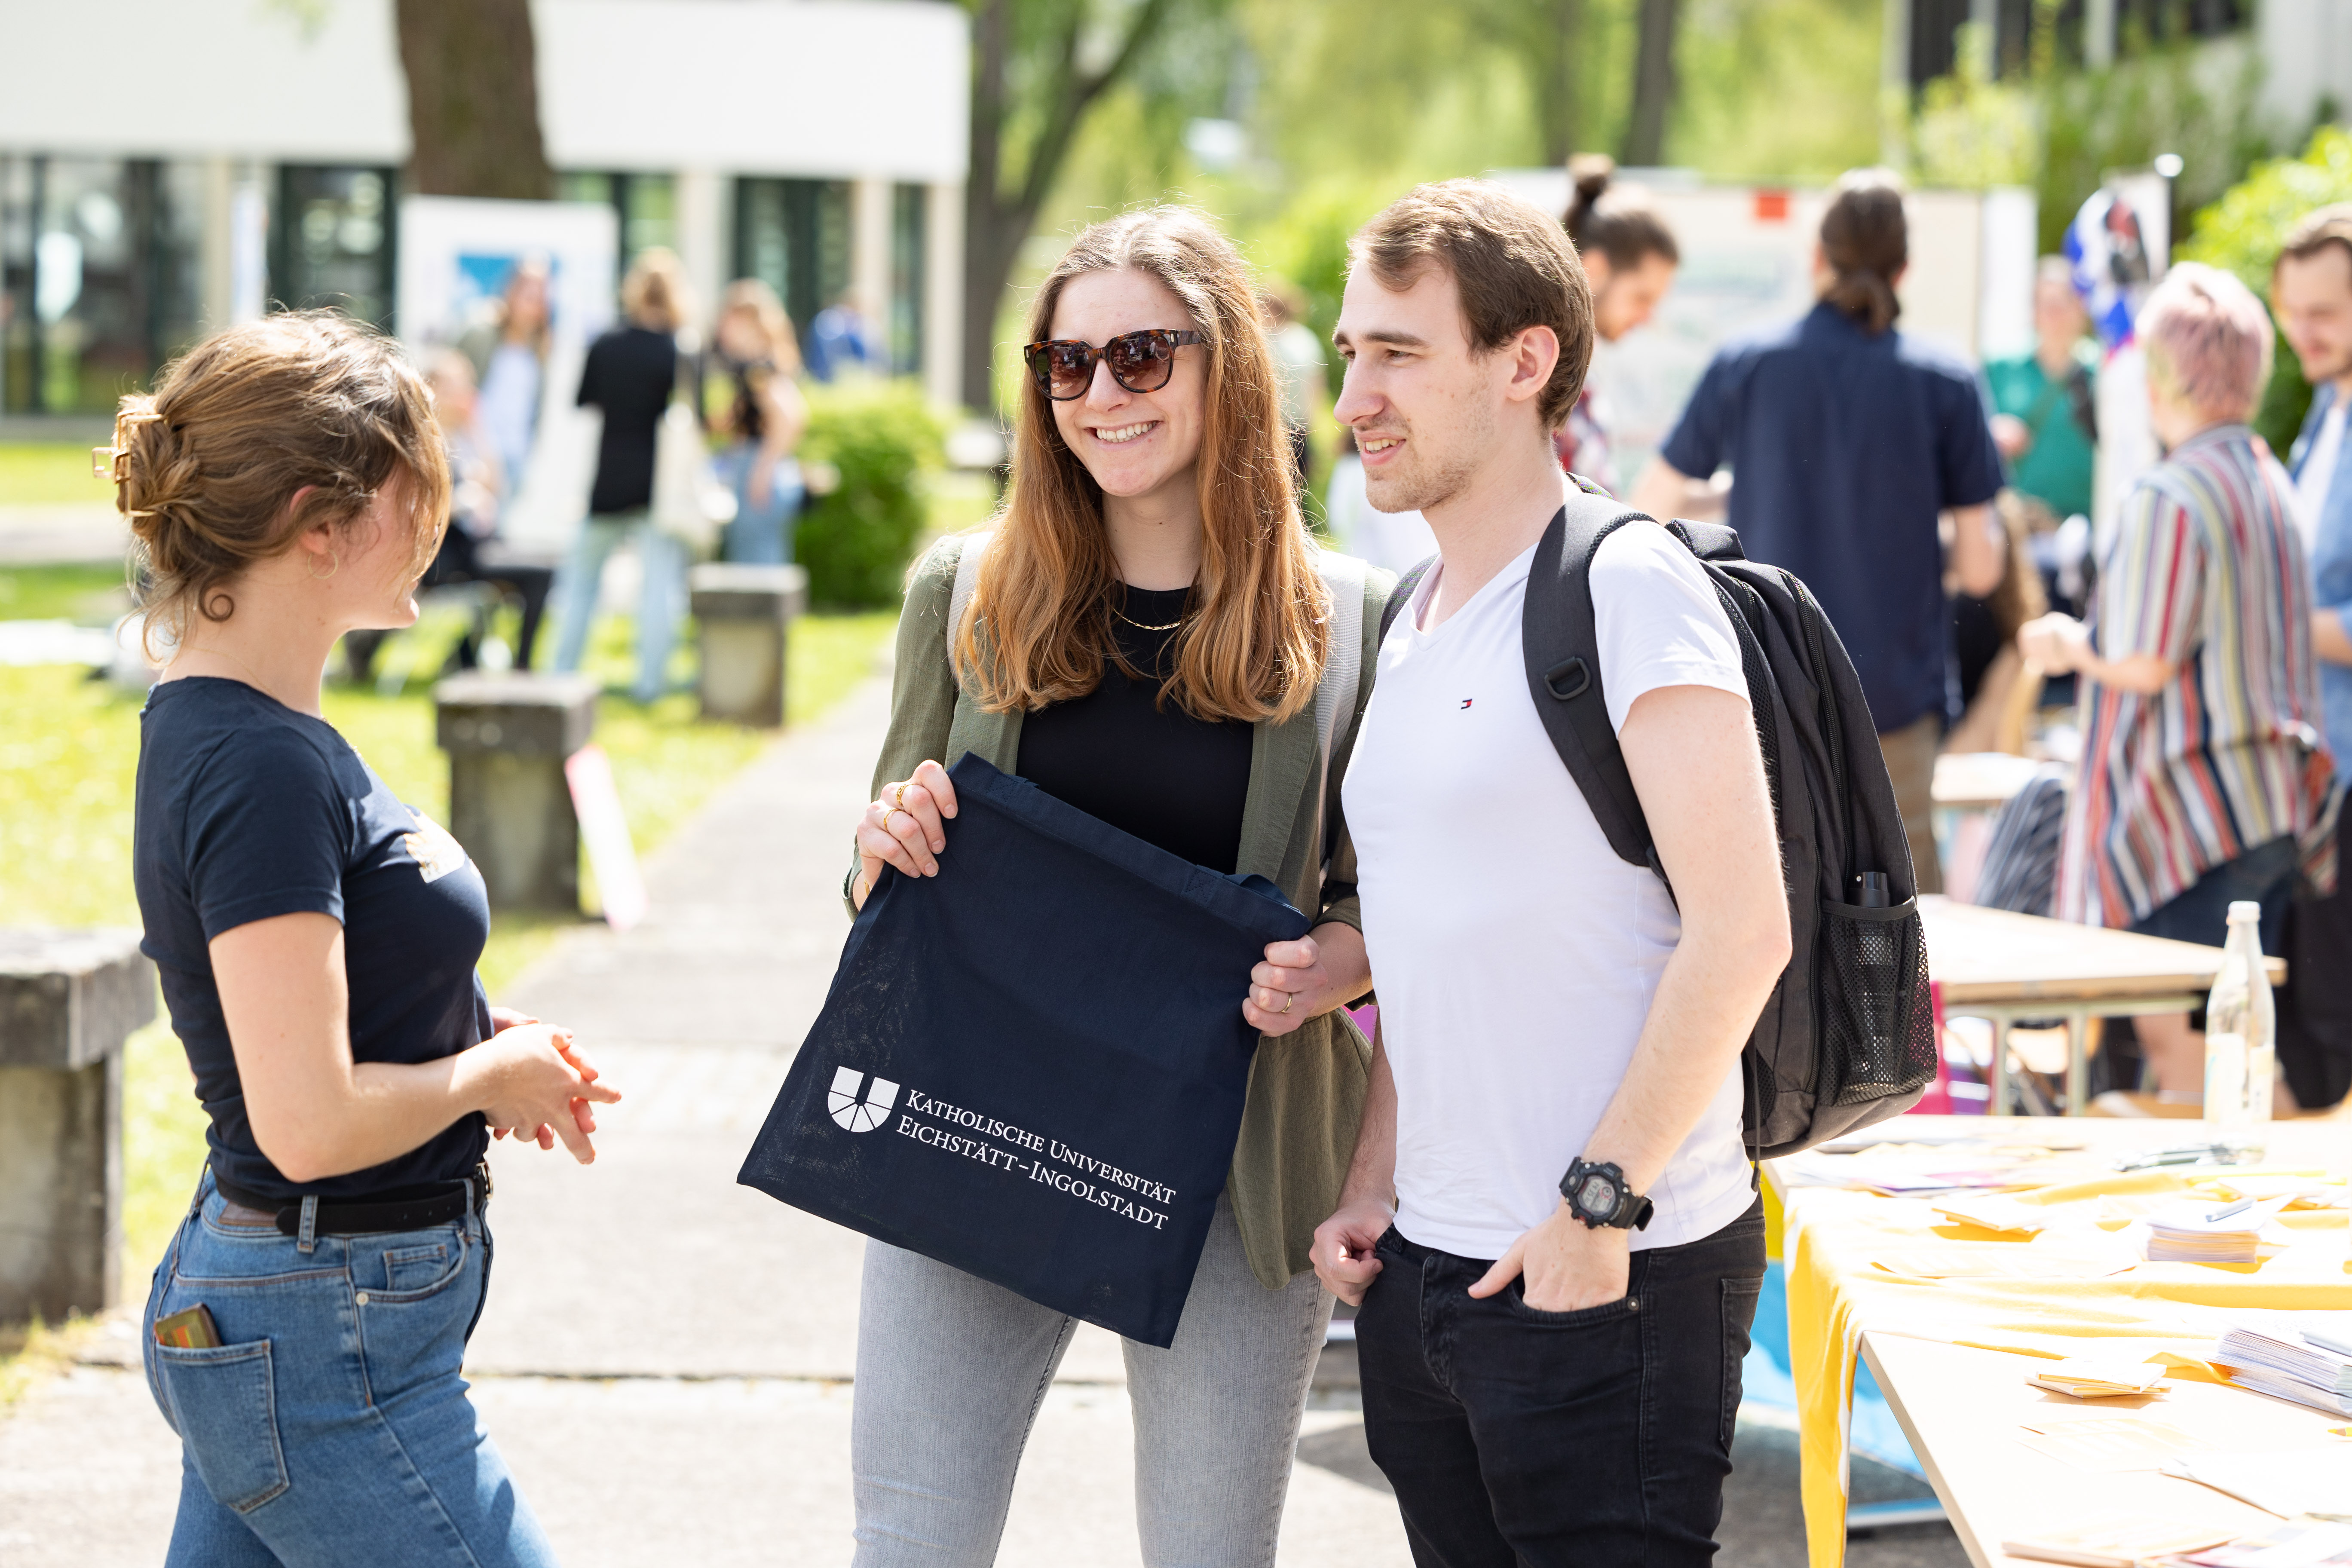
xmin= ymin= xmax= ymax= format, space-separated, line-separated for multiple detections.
xmin=393 ymin=0 xmax=555 ymax=199
xmin=962 ymin=0 xmax=1192 ymax=409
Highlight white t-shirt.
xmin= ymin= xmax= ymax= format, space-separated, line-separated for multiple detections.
xmin=2294 ymin=399 xmax=2345 ymax=556
xmin=1343 ymin=521 xmax=1758 ymax=1259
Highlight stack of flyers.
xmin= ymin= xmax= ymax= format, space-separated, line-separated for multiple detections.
xmin=2001 ymin=1515 xmax=2235 ymax=1565
xmin=2212 ymin=1312 xmax=2352 ymax=1417
xmin=2174 ymin=1517 xmax=2352 ymax=1566
xmin=2027 ymin=1358 xmax=2168 ymax=1400
xmin=1932 ymin=1194 xmax=2055 ymax=1234
xmin=2140 ymin=1197 xmax=2291 ymax=1264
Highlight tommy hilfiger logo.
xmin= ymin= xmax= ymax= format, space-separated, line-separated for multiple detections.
xmin=828 ymin=1067 xmax=900 ymax=1132
xmin=1459 ymin=698 xmax=1473 ymax=709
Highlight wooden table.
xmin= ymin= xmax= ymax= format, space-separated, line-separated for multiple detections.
xmin=1921 ymin=897 xmax=2288 ymax=1116
xmin=1932 ymin=752 xmax=2048 ymax=812
xmin=1770 ymin=1118 xmax=2351 ymax=1565
xmin=1860 ymin=1333 xmax=2345 ymax=1567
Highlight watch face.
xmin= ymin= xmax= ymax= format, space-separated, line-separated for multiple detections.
xmin=1575 ymin=1173 xmax=1617 ymax=1216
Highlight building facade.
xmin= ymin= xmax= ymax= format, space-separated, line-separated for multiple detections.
xmin=0 ymin=0 xmax=969 ymax=423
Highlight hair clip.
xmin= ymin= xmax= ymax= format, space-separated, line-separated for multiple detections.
xmin=97 ymin=409 xmax=163 ymax=485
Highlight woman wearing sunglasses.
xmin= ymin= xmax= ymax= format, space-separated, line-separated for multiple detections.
xmin=842 ymin=206 xmax=1389 ymax=1566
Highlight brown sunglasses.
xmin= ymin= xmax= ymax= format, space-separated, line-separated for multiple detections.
xmin=1022 ymin=329 xmax=1204 ymax=400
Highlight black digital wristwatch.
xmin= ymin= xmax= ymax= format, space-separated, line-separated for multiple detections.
xmin=1559 ymin=1158 xmax=1654 ymax=1231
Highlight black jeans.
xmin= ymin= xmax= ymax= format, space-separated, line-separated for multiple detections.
xmin=1356 ymin=1200 xmax=1767 ymax=1567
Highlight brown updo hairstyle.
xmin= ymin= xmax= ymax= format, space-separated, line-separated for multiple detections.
xmin=106 ymin=311 xmax=451 ymax=657
xmin=1562 ymin=155 xmax=1679 ymax=273
xmin=1819 ymin=168 xmax=1908 ymax=335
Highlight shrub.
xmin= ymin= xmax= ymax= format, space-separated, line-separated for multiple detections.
xmin=2178 ymin=126 xmax=2352 ymax=453
xmin=794 ymin=381 xmax=946 ymax=609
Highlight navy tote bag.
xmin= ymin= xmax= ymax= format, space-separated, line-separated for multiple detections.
xmin=738 ymin=755 xmax=1309 ymax=1348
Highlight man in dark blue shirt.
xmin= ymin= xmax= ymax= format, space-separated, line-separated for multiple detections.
xmin=1630 ymin=171 xmax=2006 ymax=892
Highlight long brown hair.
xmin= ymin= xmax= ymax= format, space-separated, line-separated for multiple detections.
xmin=108 ymin=311 xmax=450 ymax=655
xmin=956 ymin=207 xmax=1329 ymax=723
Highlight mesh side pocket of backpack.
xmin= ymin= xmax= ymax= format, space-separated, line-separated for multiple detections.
xmin=1815 ymin=899 xmax=1937 ymax=1107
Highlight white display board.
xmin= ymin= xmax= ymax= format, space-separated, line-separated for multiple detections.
xmin=396 ymin=196 xmax=619 ymax=550
xmin=1487 ymin=172 xmax=2037 ymax=495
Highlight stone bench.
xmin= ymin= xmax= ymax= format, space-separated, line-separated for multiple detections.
xmin=0 ymin=929 xmax=155 ymax=1325
xmin=690 ymin=563 xmax=808 ymax=728
xmin=435 ymin=672 xmax=601 ymax=913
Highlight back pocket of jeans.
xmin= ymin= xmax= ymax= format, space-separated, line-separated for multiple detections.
xmin=153 ymin=1340 xmax=290 ymax=1513
xmin=1720 ymin=1273 xmax=1764 ymax=1448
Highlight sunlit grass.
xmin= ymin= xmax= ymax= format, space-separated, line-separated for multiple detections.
xmin=0 ymin=443 xmax=109 ymax=508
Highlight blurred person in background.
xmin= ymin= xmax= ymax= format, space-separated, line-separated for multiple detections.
xmin=549 ymin=248 xmax=694 ymax=705
xmin=1261 ymin=280 xmax=1327 ymax=490
xmin=1631 ymin=170 xmax=2006 ymax=891
xmin=1943 ymin=492 xmax=2050 ymax=754
xmin=2266 ymin=205 xmax=2352 ymax=1108
xmin=808 ymin=286 xmax=880 ymax=381
xmin=2021 ymin=263 xmax=2334 ymax=1097
xmin=117 ymin=313 xmax=617 ymax=1566
xmin=1556 ymin=155 xmax=1679 ymax=492
xmin=1986 ymin=257 xmax=2099 ymax=527
xmin=707 ymin=279 xmax=809 ymax=566
xmin=342 ymin=351 xmax=552 ymax=682
xmin=462 ymin=257 xmax=553 ymax=507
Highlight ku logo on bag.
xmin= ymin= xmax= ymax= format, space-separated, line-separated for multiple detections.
xmin=828 ymin=1067 xmax=900 ymax=1133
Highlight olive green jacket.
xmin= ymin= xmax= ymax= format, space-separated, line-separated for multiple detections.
xmin=859 ymin=534 xmax=1395 ymax=1289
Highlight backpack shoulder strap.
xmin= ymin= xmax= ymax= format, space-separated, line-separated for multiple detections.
xmin=945 ymin=532 xmax=990 ymax=677
xmin=1378 ymin=554 xmax=1438 ymax=643
xmin=1522 ymin=489 xmax=1666 ymax=878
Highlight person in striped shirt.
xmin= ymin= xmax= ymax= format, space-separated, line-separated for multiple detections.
xmin=2021 ymin=263 xmax=2337 ymax=1094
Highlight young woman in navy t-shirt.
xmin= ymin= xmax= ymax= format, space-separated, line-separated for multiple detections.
xmin=121 ymin=312 xmax=620 ymax=1567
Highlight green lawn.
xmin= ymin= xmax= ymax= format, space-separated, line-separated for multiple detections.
xmin=0 ymin=591 xmax=893 ymax=1391
xmin=0 ymin=443 xmax=108 ymax=508
xmin=0 ymin=563 xmax=130 ymax=623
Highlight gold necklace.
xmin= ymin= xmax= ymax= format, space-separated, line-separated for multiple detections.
xmin=1109 ymin=588 xmax=1191 ymax=634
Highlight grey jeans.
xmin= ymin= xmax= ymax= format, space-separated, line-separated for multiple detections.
xmin=850 ymin=1192 xmax=1332 ymax=1567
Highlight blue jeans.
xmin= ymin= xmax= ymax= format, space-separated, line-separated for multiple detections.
xmin=548 ymin=508 xmax=686 ymax=704
xmin=713 ymin=443 xmax=803 ymax=566
xmin=141 ymin=1170 xmax=556 ymax=1568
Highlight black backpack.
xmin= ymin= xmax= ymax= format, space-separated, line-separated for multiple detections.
xmin=1379 ymin=486 xmax=1936 ymax=1158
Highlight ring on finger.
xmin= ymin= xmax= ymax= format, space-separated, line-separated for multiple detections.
xmin=879 ymin=804 xmax=904 ymax=831
xmin=892 ymin=782 xmax=911 ymax=811
xmin=1280 ymin=991 xmax=1295 ymax=1015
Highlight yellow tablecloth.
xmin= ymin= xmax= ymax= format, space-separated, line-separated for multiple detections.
xmin=1785 ymin=1163 xmax=2351 ymax=1567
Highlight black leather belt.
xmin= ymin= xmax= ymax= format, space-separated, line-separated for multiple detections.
xmin=214 ymin=1163 xmax=493 ymax=1238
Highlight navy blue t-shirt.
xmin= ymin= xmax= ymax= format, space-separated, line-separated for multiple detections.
xmin=1658 ymin=302 xmax=2005 ymax=732
xmin=132 ymin=678 xmax=493 ymax=1201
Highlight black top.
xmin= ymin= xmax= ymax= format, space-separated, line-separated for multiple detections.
xmin=132 ymin=678 xmax=493 ymax=1201
xmin=577 ymin=324 xmax=680 ymax=515
xmin=1016 ymin=586 xmax=1256 ymax=873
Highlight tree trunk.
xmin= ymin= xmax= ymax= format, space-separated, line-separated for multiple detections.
xmin=394 ymin=0 xmax=555 ymax=200
xmin=1535 ymin=0 xmax=1586 ymax=169
xmin=960 ymin=0 xmax=1011 ymax=411
xmin=1621 ymin=0 xmax=1682 ymax=168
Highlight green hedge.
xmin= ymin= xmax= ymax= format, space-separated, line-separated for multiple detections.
xmin=796 ymin=382 xmax=946 ymax=608
xmin=2179 ymin=127 xmax=2352 ymax=456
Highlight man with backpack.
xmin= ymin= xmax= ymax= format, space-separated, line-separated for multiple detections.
xmin=1312 ymin=179 xmax=1797 ymax=1564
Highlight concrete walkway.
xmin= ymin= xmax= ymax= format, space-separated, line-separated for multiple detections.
xmin=0 ymin=656 xmax=1961 ymax=1567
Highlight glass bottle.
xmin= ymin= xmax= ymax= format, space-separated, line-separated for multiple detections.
xmin=2203 ymin=900 xmax=2275 ymax=1130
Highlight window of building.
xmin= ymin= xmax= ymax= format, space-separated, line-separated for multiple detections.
xmin=1909 ymin=0 xmax=2245 ymax=85
xmin=891 ymin=184 xmax=925 ymax=376
xmin=1 ymin=155 xmax=202 ymax=416
xmin=270 ymin=165 xmax=398 ymax=329
xmin=732 ymin=178 xmax=850 ymax=346
xmin=560 ymin=172 xmax=679 ymax=280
